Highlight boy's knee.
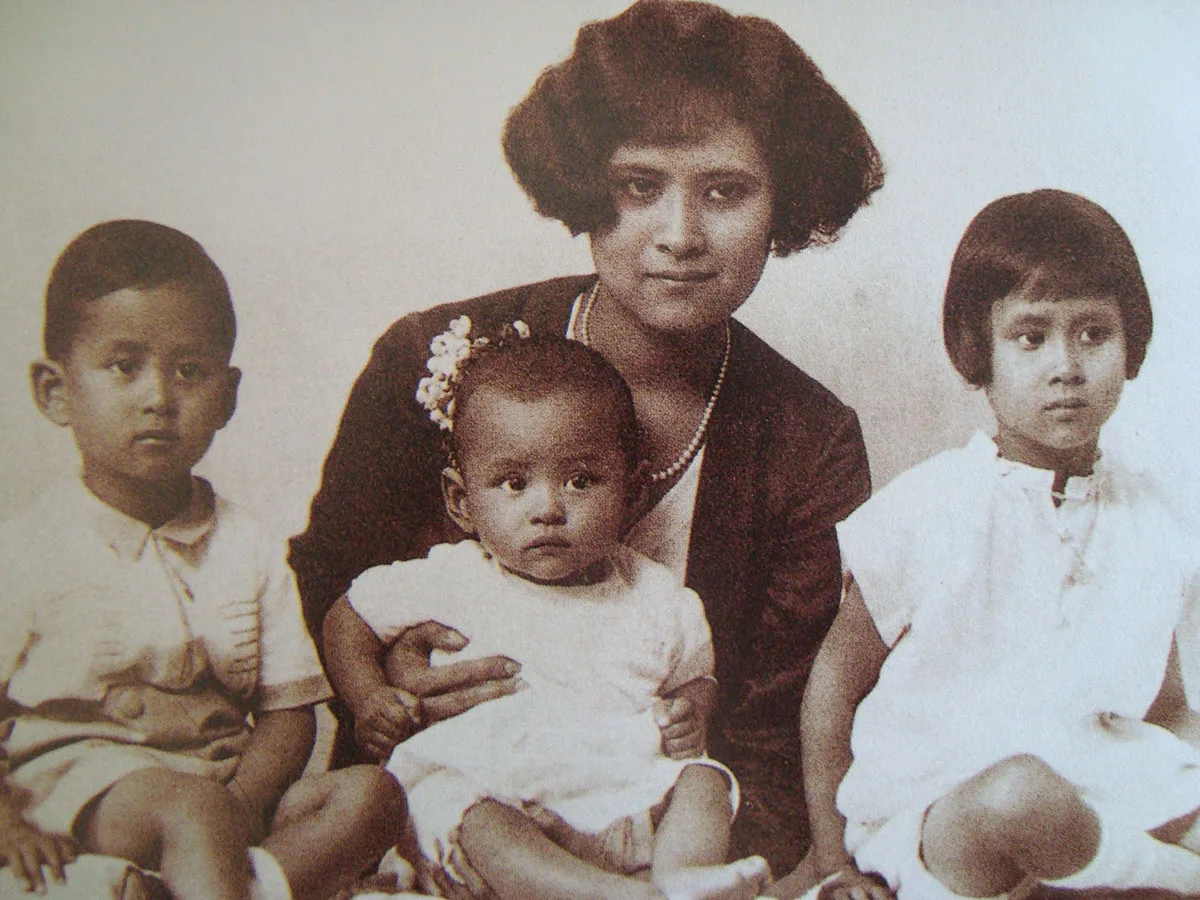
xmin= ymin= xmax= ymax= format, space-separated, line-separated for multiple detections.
xmin=331 ymin=766 xmax=408 ymax=842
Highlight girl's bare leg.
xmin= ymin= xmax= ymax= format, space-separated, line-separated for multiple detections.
xmin=263 ymin=765 xmax=407 ymax=900
xmin=77 ymin=768 xmax=254 ymax=900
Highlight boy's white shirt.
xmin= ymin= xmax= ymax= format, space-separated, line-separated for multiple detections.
xmin=0 ymin=475 xmax=330 ymax=711
xmin=835 ymin=432 xmax=1200 ymax=827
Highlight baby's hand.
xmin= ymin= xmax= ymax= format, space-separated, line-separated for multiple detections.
xmin=653 ymin=695 xmax=706 ymax=759
xmin=352 ymin=685 xmax=422 ymax=761
xmin=0 ymin=809 xmax=77 ymax=895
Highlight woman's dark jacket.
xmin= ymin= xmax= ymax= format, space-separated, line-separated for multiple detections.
xmin=289 ymin=275 xmax=871 ymax=872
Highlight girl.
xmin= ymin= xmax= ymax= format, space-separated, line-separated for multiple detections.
xmin=325 ymin=331 xmax=770 ymax=900
xmin=798 ymin=190 xmax=1200 ymax=900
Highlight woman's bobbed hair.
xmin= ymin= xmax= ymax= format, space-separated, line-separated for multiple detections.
xmin=943 ymin=189 xmax=1152 ymax=386
xmin=503 ymin=0 xmax=884 ymax=255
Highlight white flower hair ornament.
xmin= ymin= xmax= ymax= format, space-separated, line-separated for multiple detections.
xmin=415 ymin=316 xmax=531 ymax=430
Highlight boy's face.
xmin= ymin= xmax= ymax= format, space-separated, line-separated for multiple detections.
xmin=987 ymin=291 xmax=1127 ymax=473
xmin=446 ymin=389 xmax=633 ymax=585
xmin=38 ymin=283 xmax=239 ymax=509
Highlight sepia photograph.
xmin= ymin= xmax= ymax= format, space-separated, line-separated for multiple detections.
xmin=2 ymin=2 xmax=1199 ymax=898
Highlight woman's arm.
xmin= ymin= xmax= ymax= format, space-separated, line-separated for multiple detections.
xmin=324 ymin=598 xmax=524 ymax=760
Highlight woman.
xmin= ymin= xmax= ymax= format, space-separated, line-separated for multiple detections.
xmin=291 ymin=0 xmax=882 ymax=881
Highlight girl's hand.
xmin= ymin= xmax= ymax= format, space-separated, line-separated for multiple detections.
xmin=0 ymin=811 xmax=77 ymax=895
xmin=383 ymin=621 xmax=523 ymax=727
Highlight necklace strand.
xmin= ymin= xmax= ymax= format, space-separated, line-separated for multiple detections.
xmin=578 ymin=281 xmax=731 ymax=484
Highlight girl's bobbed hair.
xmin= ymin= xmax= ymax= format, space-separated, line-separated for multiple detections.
xmin=943 ymin=189 xmax=1152 ymax=386
xmin=502 ymin=0 xmax=884 ymax=255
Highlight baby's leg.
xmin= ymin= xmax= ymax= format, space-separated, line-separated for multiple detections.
xmin=652 ymin=764 xmax=771 ymax=900
xmin=263 ymin=765 xmax=406 ymax=900
xmin=77 ymin=767 xmax=255 ymax=900
xmin=922 ymin=753 xmax=1200 ymax=896
xmin=458 ymin=798 xmax=664 ymax=900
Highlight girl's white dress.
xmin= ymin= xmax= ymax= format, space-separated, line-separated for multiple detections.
xmin=834 ymin=433 xmax=1200 ymax=887
xmin=348 ymin=540 xmax=734 ymax=878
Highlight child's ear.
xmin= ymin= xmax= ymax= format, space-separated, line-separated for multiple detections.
xmin=30 ymin=359 xmax=71 ymax=427
xmin=217 ymin=366 xmax=241 ymax=429
xmin=441 ymin=466 xmax=474 ymax=535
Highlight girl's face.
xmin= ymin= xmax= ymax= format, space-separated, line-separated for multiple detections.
xmin=445 ymin=389 xmax=632 ymax=585
xmin=987 ymin=291 xmax=1127 ymax=474
xmin=589 ymin=115 xmax=774 ymax=338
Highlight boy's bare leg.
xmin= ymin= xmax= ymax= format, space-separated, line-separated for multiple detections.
xmin=77 ymin=768 xmax=255 ymax=900
xmin=921 ymin=754 xmax=1103 ymax=897
xmin=652 ymin=764 xmax=771 ymax=900
xmin=264 ymin=765 xmax=406 ymax=900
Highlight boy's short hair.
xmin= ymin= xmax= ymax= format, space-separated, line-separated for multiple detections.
xmin=502 ymin=0 xmax=884 ymax=256
xmin=44 ymin=220 xmax=235 ymax=361
xmin=451 ymin=335 xmax=641 ymax=476
xmin=943 ymin=189 xmax=1152 ymax=385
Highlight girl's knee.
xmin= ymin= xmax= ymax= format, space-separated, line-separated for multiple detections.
xmin=968 ymin=754 xmax=1083 ymax=831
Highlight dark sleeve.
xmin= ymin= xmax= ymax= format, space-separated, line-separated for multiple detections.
xmin=733 ymin=403 xmax=871 ymax=747
xmin=714 ymin=389 xmax=870 ymax=872
xmin=288 ymin=314 xmax=453 ymax=638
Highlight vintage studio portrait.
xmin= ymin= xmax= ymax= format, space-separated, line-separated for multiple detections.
xmin=1 ymin=2 xmax=1199 ymax=899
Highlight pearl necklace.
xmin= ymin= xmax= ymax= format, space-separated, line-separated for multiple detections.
xmin=578 ymin=280 xmax=731 ymax=484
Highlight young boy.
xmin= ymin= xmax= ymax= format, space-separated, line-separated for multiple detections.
xmin=0 ymin=220 xmax=405 ymax=900
xmin=323 ymin=330 xmax=771 ymax=900
xmin=794 ymin=191 xmax=1200 ymax=900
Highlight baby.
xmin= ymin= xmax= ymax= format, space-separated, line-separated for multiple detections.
xmin=324 ymin=327 xmax=771 ymax=900
xmin=0 ymin=220 xmax=405 ymax=900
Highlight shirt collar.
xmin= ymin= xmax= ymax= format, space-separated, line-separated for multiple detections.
xmin=971 ymin=431 xmax=1106 ymax=501
xmin=64 ymin=476 xmax=218 ymax=560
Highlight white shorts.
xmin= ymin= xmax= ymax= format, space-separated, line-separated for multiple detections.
xmin=844 ymin=716 xmax=1200 ymax=900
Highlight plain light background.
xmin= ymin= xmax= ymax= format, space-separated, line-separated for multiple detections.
xmin=3 ymin=1 xmax=1199 ymax=541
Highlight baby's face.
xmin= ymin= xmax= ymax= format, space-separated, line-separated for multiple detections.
xmin=53 ymin=283 xmax=238 ymax=502
xmin=453 ymin=390 xmax=632 ymax=584
xmin=986 ymin=290 xmax=1126 ymax=473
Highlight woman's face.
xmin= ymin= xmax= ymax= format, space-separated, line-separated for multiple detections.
xmin=590 ymin=116 xmax=774 ymax=337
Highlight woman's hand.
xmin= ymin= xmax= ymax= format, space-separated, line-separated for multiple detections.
xmin=653 ymin=677 xmax=717 ymax=760
xmin=383 ymin=621 xmax=523 ymax=727
xmin=0 ymin=803 xmax=77 ymax=895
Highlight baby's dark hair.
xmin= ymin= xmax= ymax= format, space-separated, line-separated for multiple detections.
xmin=943 ymin=189 xmax=1152 ymax=386
xmin=44 ymin=220 xmax=235 ymax=361
xmin=450 ymin=335 xmax=642 ymax=477
xmin=503 ymin=0 xmax=884 ymax=255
